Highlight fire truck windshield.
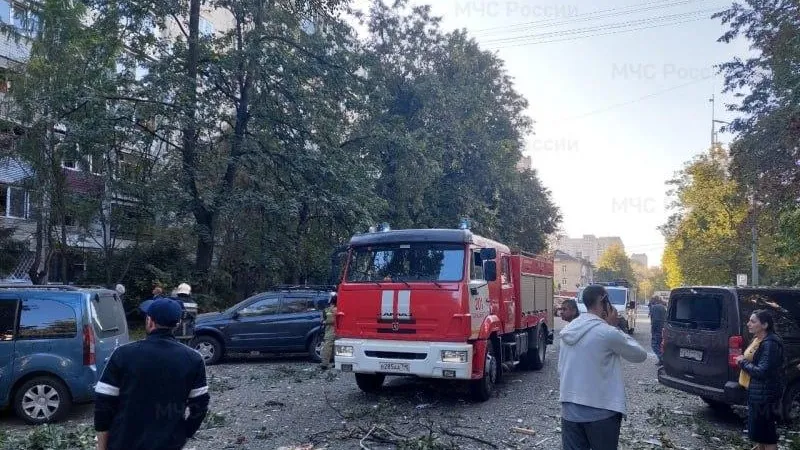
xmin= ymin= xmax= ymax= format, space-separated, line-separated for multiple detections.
xmin=346 ymin=243 xmax=465 ymax=283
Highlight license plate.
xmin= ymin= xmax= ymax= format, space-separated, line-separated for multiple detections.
xmin=379 ymin=362 xmax=410 ymax=373
xmin=679 ymin=348 xmax=703 ymax=361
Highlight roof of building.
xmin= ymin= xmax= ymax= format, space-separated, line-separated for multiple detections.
xmin=554 ymin=250 xmax=593 ymax=266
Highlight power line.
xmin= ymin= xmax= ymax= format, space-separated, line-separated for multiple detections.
xmin=482 ymin=9 xmax=718 ymax=48
xmin=472 ymin=0 xmax=724 ymax=37
xmin=541 ymin=75 xmax=715 ymax=122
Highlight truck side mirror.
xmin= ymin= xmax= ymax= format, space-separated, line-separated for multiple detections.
xmin=480 ymin=248 xmax=497 ymax=261
xmin=484 ymin=261 xmax=497 ymax=281
xmin=628 ymin=301 xmax=636 ymax=309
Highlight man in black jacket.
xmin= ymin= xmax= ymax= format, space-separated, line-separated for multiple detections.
xmin=94 ymin=298 xmax=210 ymax=450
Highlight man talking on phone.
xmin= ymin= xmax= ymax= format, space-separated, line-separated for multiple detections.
xmin=558 ymin=285 xmax=647 ymax=450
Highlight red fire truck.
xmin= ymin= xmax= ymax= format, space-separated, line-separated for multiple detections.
xmin=333 ymin=226 xmax=554 ymax=401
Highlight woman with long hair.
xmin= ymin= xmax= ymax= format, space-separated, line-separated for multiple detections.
xmin=736 ymin=310 xmax=784 ymax=450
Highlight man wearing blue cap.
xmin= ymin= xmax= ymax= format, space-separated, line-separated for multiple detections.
xmin=94 ymin=298 xmax=210 ymax=450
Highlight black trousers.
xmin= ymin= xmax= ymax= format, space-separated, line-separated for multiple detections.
xmin=562 ymin=413 xmax=623 ymax=450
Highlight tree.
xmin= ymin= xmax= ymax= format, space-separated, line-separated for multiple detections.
xmin=348 ymin=0 xmax=559 ymax=251
xmin=659 ymin=146 xmax=751 ymax=286
xmin=595 ymin=243 xmax=636 ymax=283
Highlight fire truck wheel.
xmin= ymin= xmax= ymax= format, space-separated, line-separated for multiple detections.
xmin=530 ymin=326 xmax=547 ymax=371
xmin=470 ymin=340 xmax=497 ymax=402
xmin=355 ymin=374 xmax=385 ymax=394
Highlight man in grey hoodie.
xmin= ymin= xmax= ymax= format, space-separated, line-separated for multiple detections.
xmin=559 ymin=285 xmax=648 ymax=450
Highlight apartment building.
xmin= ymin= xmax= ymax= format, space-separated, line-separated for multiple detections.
xmin=630 ymin=253 xmax=648 ymax=268
xmin=553 ymin=250 xmax=593 ymax=297
xmin=0 ymin=4 xmax=234 ymax=282
xmin=551 ymin=234 xmax=625 ymax=265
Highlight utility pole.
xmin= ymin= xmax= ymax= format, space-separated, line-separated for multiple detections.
xmin=710 ymin=94 xmax=758 ymax=285
xmin=709 ymin=94 xmax=715 ymax=147
xmin=751 ymin=188 xmax=759 ymax=286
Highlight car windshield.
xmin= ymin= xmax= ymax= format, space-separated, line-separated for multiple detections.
xmin=578 ymin=288 xmax=626 ymax=305
xmin=346 ymin=243 xmax=465 ymax=283
xmin=607 ymin=289 xmax=626 ymax=305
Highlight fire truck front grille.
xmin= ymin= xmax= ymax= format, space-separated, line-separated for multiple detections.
xmin=364 ymin=351 xmax=427 ymax=360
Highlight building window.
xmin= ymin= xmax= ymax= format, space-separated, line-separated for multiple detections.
xmin=12 ymin=6 xmax=39 ymax=37
xmin=576 ymin=251 xmax=582 ymax=258
xmin=561 ymin=264 xmax=566 ymax=274
xmin=0 ymin=0 xmax=10 ymax=23
xmin=199 ymin=16 xmax=214 ymax=36
xmin=562 ymin=278 xmax=567 ymax=287
xmin=62 ymin=159 xmax=78 ymax=170
xmin=1 ymin=184 xmax=29 ymax=218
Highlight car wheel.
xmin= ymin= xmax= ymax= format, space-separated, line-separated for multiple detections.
xmin=701 ymin=396 xmax=732 ymax=412
xmin=13 ymin=376 xmax=72 ymax=425
xmin=308 ymin=332 xmax=323 ymax=363
xmin=782 ymin=382 xmax=800 ymax=425
xmin=192 ymin=335 xmax=223 ymax=365
xmin=355 ymin=373 xmax=385 ymax=394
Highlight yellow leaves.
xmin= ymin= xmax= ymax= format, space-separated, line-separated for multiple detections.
xmin=663 ymin=147 xmax=750 ymax=287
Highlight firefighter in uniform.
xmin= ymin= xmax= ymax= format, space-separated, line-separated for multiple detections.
xmin=320 ymin=293 xmax=338 ymax=370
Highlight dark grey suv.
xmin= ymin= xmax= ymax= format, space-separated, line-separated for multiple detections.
xmin=190 ymin=288 xmax=333 ymax=365
xmin=658 ymin=286 xmax=800 ymax=423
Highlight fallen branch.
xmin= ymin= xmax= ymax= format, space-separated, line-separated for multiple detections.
xmin=511 ymin=426 xmax=537 ymax=436
xmin=440 ymin=426 xmax=499 ymax=448
xmin=323 ymin=391 xmax=347 ymax=420
xmin=359 ymin=425 xmax=377 ymax=450
xmin=535 ymin=436 xmax=555 ymax=447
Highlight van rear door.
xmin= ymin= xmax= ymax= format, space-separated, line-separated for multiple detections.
xmin=663 ymin=287 xmax=739 ymax=390
xmin=90 ymin=292 xmax=130 ymax=374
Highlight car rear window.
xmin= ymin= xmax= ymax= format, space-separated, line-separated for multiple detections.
xmin=0 ymin=299 xmax=18 ymax=341
xmin=669 ymin=293 xmax=724 ymax=330
xmin=18 ymin=299 xmax=78 ymax=339
xmin=92 ymin=293 xmax=127 ymax=338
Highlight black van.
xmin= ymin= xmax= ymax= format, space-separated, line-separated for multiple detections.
xmin=657 ymin=286 xmax=800 ymax=422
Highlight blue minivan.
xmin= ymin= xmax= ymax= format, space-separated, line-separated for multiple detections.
xmin=0 ymin=285 xmax=129 ymax=424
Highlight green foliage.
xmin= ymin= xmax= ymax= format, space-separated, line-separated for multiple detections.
xmin=1 ymin=0 xmax=561 ymax=307
xmin=660 ymin=147 xmax=750 ymax=286
xmin=0 ymin=424 xmax=95 ymax=450
xmin=595 ymin=243 xmax=637 ymax=284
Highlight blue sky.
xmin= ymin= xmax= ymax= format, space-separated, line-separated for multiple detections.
xmin=350 ymin=0 xmax=751 ymax=267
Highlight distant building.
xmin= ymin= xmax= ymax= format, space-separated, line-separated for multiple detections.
xmin=630 ymin=253 xmax=648 ymax=268
xmin=551 ymin=234 xmax=625 ymax=265
xmin=554 ymin=250 xmax=594 ymax=297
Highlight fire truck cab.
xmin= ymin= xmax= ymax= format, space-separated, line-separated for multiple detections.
xmin=333 ymin=226 xmax=554 ymax=401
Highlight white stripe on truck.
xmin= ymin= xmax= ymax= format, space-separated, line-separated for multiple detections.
xmin=397 ymin=290 xmax=411 ymax=320
xmin=381 ymin=290 xmax=394 ymax=320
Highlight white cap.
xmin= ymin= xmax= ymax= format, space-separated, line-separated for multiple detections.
xmin=175 ymin=283 xmax=191 ymax=296
xmin=115 ymin=284 xmax=126 ymax=295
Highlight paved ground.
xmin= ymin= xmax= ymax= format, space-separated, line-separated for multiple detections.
xmin=3 ymin=309 xmax=800 ymax=449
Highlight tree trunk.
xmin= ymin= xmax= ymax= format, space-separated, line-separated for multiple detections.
xmin=28 ymin=199 xmax=50 ymax=285
xmin=182 ymin=0 xmax=211 ymax=276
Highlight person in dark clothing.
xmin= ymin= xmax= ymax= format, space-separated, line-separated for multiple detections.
xmin=94 ymin=298 xmax=210 ymax=450
xmin=649 ymin=296 xmax=667 ymax=365
xmin=735 ymin=310 xmax=783 ymax=450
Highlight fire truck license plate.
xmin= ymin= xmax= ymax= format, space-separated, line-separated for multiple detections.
xmin=379 ymin=362 xmax=410 ymax=372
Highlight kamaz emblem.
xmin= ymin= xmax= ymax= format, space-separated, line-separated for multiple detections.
xmin=392 ymin=322 xmax=399 ymax=331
